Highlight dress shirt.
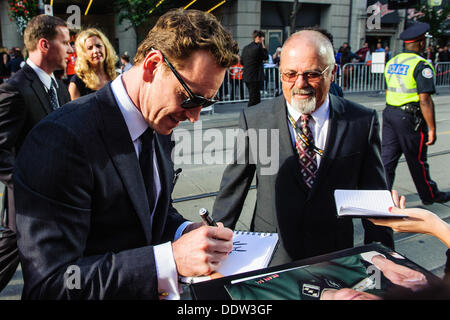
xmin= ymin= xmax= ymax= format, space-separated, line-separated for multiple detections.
xmin=26 ymin=58 xmax=59 ymax=91
xmin=286 ymin=95 xmax=330 ymax=167
xmin=111 ymin=75 xmax=189 ymax=299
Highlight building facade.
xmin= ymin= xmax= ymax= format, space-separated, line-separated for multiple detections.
xmin=2 ymin=0 xmax=437 ymax=61
xmin=219 ymin=0 xmax=406 ymax=58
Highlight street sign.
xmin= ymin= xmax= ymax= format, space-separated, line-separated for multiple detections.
xmin=44 ymin=5 xmax=53 ymax=16
xmin=371 ymin=52 xmax=386 ymax=74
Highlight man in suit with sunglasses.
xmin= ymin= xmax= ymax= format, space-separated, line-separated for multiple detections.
xmin=13 ymin=9 xmax=239 ymax=299
xmin=213 ymin=29 xmax=393 ymax=266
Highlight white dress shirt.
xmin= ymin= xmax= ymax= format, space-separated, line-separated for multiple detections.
xmin=111 ymin=75 xmax=189 ymax=299
xmin=286 ymin=95 xmax=330 ymax=168
xmin=26 ymin=58 xmax=59 ymax=91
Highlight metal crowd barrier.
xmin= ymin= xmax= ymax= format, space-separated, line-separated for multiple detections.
xmin=216 ymin=66 xmax=281 ymax=104
xmin=337 ymin=63 xmax=385 ymax=93
xmin=216 ymin=64 xmax=386 ymax=103
xmin=214 ymin=62 xmax=450 ymax=106
xmin=435 ymin=62 xmax=450 ymax=88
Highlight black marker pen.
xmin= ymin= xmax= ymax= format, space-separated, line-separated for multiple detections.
xmin=199 ymin=208 xmax=218 ymax=227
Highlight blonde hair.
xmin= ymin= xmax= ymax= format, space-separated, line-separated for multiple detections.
xmin=74 ymin=28 xmax=118 ymax=90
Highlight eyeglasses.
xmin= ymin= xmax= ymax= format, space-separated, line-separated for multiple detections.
xmin=281 ymin=65 xmax=331 ymax=83
xmin=162 ymin=55 xmax=217 ymax=109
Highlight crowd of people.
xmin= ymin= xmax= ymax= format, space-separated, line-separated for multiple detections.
xmin=0 ymin=10 xmax=449 ymax=301
xmin=0 ymin=47 xmax=25 ymax=83
xmin=425 ymin=44 xmax=450 ymax=64
xmin=0 ymin=30 xmax=133 ymax=89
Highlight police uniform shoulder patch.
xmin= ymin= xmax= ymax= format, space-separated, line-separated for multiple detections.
xmin=422 ymin=68 xmax=433 ymax=79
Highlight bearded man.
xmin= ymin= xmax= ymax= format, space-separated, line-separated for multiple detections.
xmin=212 ymin=29 xmax=394 ymax=266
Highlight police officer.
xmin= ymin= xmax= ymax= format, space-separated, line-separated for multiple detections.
xmin=382 ymin=22 xmax=450 ymax=205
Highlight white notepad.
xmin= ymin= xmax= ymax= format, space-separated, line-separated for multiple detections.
xmin=180 ymin=231 xmax=279 ymax=284
xmin=334 ymin=189 xmax=408 ymax=218
xmin=219 ymin=231 xmax=279 ymax=276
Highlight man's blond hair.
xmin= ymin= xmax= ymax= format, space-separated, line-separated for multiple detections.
xmin=134 ymin=9 xmax=239 ymax=69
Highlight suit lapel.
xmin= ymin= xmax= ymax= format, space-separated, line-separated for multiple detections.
xmin=23 ymin=65 xmax=54 ymax=114
xmin=95 ymin=85 xmax=153 ymax=244
xmin=308 ymin=94 xmax=349 ymax=198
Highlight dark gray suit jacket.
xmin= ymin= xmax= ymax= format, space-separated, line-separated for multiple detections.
xmin=0 ymin=63 xmax=70 ymax=230
xmin=241 ymin=42 xmax=268 ymax=83
xmin=14 ymin=84 xmax=187 ymax=299
xmin=213 ymin=94 xmax=394 ymax=265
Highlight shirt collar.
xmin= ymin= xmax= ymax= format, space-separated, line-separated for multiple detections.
xmin=26 ymin=58 xmax=58 ymax=90
xmin=110 ymin=74 xmax=148 ymax=142
xmin=286 ymin=94 xmax=330 ymax=127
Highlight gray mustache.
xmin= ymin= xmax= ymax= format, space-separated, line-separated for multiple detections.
xmin=292 ymin=88 xmax=315 ymax=95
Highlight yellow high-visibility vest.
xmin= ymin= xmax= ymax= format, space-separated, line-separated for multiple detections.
xmin=384 ymin=52 xmax=434 ymax=106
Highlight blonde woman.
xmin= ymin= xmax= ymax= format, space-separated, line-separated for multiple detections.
xmin=69 ymin=28 xmax=117 ymax=100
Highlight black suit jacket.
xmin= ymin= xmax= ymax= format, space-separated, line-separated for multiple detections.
xmin=241 ymin=42 xmax=268 ymax=83
xmin=14 ymin=84 xmax=187 ymax=299
xmin=212 ymin=94 xmax=394 ymax=265
xmin=0 ymin=63 xmax=70 ymax=230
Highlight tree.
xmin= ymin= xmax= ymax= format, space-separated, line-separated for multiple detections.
xmin=114 ymin=0 xmax=180 ymax=44
xmin=413 ymin=2 xmax=450 ymax=45
xmin=289 ymin=0 xmax=302 ymax=35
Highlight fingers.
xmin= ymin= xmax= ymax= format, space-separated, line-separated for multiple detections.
xmin=392 ymin=189 xmax=400 ymax=207
xmin=205 ymin=225 xmax=234 ymax=242
xmin=390 ymin=207 xmax=425 ymax=219
xmin=392 ymin=190 xmax=406 ymax=209
xmin=321 ymin=288 xmax=380 ymax=300
xmin=368 ymin=218 xmax=396 ymax=228
xmin=399 ymin=195 xmax=406 ymax=209
xmin=426 ymin=135 xmax=436 ymax=146
xmin=172 ymin=225 xmax=234 ymax=277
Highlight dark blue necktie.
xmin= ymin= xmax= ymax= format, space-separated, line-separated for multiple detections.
xmin=48 ymin=78 xmax=60 ymax=110
xmin=139 ymin=128 xmax=156 ymax=214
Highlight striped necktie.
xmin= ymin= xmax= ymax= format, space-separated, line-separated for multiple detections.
xmin=296 ymin=114 xmax=317 ymax=189
xmin=48 ymin=78 xmax=60 ymax=110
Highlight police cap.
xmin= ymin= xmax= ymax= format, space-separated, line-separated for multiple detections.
xmin=400 ymin=22 xmax=430 ymax=43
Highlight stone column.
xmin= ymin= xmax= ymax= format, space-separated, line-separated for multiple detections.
xmin=114 ymin=14 xmax=137 ymax=59
xmin=221 ymin=0 xmax=262 ymax=54
xmin=349 ymin=0 xmax=368 ymax=52
xmin=0 ymin=0 xmax=24 ymax=49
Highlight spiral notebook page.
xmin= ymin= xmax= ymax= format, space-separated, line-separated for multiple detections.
xmin=218 ymin=231 xmax=279 ymax=277
xmin=334 ymin=189 xmax=407 ymax=218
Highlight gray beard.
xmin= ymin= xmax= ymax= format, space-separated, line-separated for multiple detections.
xmin=291 ymin=94 xmax=316 ymax=115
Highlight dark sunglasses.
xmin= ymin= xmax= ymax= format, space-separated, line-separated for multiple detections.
xmin=162 ymin=55 xmax=217 ymax=109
